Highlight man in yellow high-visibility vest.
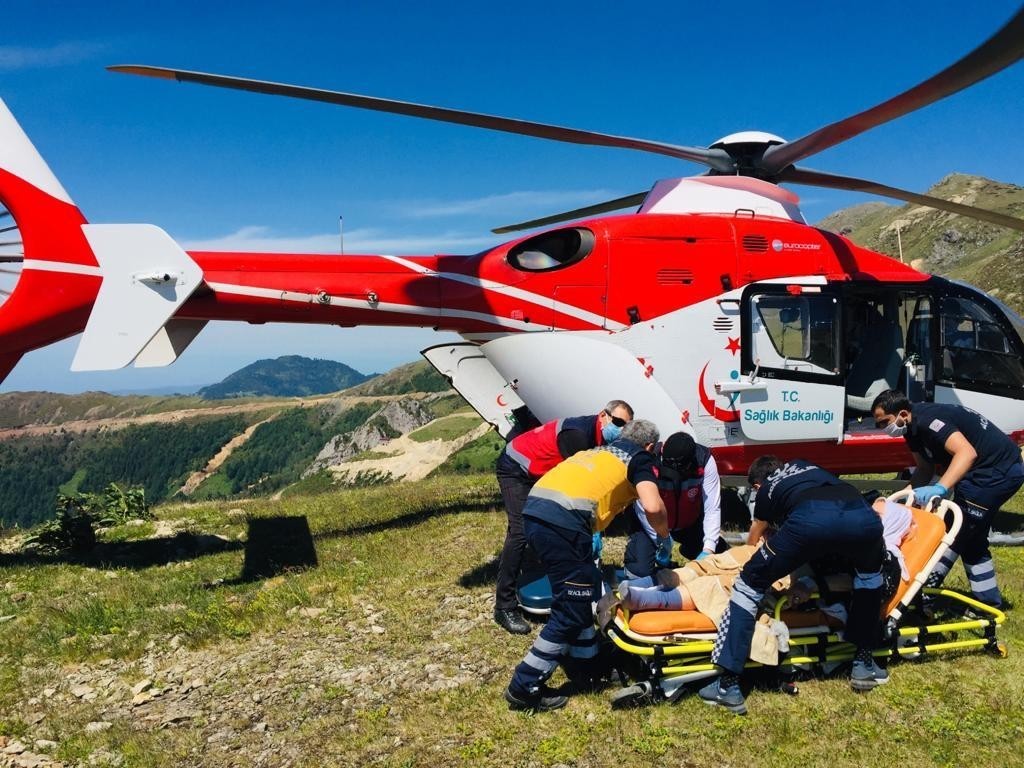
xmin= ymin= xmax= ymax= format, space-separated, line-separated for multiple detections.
xmin=505 ymin=419 xmax=668 ymax=712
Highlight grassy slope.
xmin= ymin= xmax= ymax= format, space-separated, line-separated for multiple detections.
xmin=817 ymin=174 xmax=1024 ymax=315
xmin=1 ymin=478 xmax=1022 ymax=767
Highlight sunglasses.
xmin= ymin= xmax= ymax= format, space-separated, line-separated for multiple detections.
xmin=604 ymin=411 xmax=628 ymax=428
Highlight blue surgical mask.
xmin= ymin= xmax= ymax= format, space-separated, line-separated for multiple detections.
xmin=602 ymin=423 xmax=622 ymax=443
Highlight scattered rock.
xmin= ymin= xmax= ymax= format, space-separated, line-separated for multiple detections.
xmin=2 ymin=740 xmax=26 ymax=755
xmin=84 ymin=721 xmax=112 ymax=733
xmin=130 ymin=679 xmax=153 ymax=696
xmin=70 ymin=685 xmax=94 ymax=699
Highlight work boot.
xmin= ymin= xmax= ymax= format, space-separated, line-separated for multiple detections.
xmin=850 ymin=658 xmax=890 ymax=691
xmin=504 ymin=684 xmax=568 ymax=712
xmin=494 ymin=608 xmax=530 ymax=635
xmin=698 ymin=677 xmax=747 ymax=715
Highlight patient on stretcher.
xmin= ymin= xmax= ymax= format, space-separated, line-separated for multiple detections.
xmin=614 ymin=496 xmax=915 ymax=615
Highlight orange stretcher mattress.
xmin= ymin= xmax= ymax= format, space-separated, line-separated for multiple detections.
xmin=622 ymin=504 xmax=945 ymax=638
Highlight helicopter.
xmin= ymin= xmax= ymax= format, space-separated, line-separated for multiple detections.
xmin=0 ymin=8 xmax=1023 ymax=478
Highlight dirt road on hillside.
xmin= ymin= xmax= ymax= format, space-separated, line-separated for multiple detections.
xmin=0 ymin=394 xmax=411 ymax=441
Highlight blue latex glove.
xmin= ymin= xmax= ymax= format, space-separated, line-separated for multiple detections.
xmin=695 ymin=550 xmax=711 ymax=562
xmin=592 ymin=531 xmax=603 ymax=560
xmin=912 ymin=483 xmax=948 ymax=506
xmin=655 ymin=536 xmax=674 ymax=568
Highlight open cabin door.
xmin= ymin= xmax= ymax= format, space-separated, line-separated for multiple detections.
xmin=724 ymin=283 xmax=845 ymax=442
xmin=422 ymin=343 xmax=525 ymax=438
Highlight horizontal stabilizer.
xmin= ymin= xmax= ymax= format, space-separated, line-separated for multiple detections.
xmin=134 ymin=319 xmax=208 ymax=368
xmin=72 ymin=224 xmax=203 ymax=371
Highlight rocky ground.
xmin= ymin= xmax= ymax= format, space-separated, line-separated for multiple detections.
xmin=0 ymin=587 xmax=504 ymax=768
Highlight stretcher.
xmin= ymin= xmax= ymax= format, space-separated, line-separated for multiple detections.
xmin=601 ymin=496 xmax=1008 ymax=707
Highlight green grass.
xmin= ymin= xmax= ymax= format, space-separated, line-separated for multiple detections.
xmin=431 ymin=430 xmax=504 ymax=475
xmin=345 ymin=448 xmax=401 ymax=462
xmin=408 ymin=415 xmax=482 ymax=443
xmin=0 ymin=476 xmax=1022 ymax=767
xmin=58 ymin=468 xmax=88 ymax=495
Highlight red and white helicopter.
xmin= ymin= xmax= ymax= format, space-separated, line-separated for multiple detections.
xmin=1 ymin=9 xmax=1023 ymax=478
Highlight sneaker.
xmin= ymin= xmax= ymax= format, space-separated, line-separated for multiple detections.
xmin=850 ymin=658 xmax=890 ymax=691
xmin=698 ymin=678 xmax=747 ymax=715
xmin=494 ymin=608 xmax=531 ymax=635
xmin=504 ymin=685 xmax=568 ymax=712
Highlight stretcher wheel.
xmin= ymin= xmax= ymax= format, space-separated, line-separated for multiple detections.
xmin=610 ymin=683 xmax=652 ymax=709
xmin=990 ymin=640 xmax=1008 ymax=658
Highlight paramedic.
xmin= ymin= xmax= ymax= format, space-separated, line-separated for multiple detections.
xmin=623 ymin=431 xmax=728 ymax=577
xmin=872 ymin=389 xmax=1024 ymax=608
xmin=505 ymin=419 xmax=667 ymax=712
xmin=700 ymin=456 xmax=886 ymax=715
xmin=493 ymin=400 xmax=634 ymax=635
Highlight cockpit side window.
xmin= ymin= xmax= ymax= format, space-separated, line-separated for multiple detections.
xmin=506 ymin=228 xmax=595 ymax=272
xmin=940 ymin=296 xmax=1024 ymax=391
xmin=750 ymin=293 xmax=839 ymax=376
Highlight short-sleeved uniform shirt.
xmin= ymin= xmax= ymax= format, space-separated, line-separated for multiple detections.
xmin=753 ymin=460 xmax=856 ymax=526
xmin=906 ymin=403 xmax=1022 ymax=486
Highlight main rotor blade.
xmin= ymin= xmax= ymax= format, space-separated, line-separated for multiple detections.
xmin=110 ymin=65 xmax=735 ymax=172
xmin=762 ymin=7 xmax=1024 ymax=174
xmin=492 ymin=192 xmax=647 ymax=234
xmin=781 ymin=166 xmax=1024 ymax=233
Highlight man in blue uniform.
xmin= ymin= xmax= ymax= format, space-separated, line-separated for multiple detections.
xmin=493 ymin=400 xmax=633 ymax=634
xmin=623 ymin=431 xmax=728 ymax=577
xmin=699 ymin=456 xmax=886 ymax=714
xmin=872 ymin=389 xmax=1024 ymax=607
xmin=505 ymin=419 xmax=666 ymax=712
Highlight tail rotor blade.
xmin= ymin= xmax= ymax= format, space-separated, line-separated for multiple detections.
xmin=780 ymin=166 xmax=1024 ymax=232
xmin=492 ymin=192 xmax=647 ymax=234
xmin=762 ymin=7 xmax=1024 ymax=174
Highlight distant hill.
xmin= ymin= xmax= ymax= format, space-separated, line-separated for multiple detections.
xmin=198 ymin=355 xmax=377 ymax=399
xmin=343 ymin=360 xmax=452 ymax=396
xmin=816 ymin=173 xmax=1024 ymax=315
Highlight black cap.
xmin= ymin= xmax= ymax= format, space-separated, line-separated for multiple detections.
xmin=661 ymin=432 xmax=696 ymax=468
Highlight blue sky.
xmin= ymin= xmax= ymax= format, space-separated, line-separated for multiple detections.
xmin=2 ymin=0 xmax=1023 ymax=393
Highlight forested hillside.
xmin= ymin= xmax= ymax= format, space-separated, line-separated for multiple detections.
xmin=0 ymin=414 xmax=252 ymax=528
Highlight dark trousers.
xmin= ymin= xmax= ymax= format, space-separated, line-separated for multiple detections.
xmin=509 ymin=516 xmax=600 ymax=696
xmin=931 ymin=461 xmax=1024 ymax=606
xmin=495 ymin=467 xmax=536 ymax=610
xmin=713 ymin=498 xmax=884 ymax=675
xmin=623 ymin=515 xmax=729 ymax=578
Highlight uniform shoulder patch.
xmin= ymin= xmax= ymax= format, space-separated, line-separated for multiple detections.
xmin=929 ymin=419 xmax=946 ymax=432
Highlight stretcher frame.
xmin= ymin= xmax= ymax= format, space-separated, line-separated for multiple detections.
xmin=602 ymin=497 xmax=1008 ymax=706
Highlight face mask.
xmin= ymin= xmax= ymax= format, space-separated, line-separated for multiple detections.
xmin=884 ymin=417 xmax=908 ymax=437
xmin=602 ymin=423 xmax=622 ymax=442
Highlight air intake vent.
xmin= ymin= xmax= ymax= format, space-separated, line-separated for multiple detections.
xmin=656 ymin=269 xmax=694 ymax=285
xmin=713 ymin=317 xmax=733 ymax=333
xmin=742 ymin=234 xmax=769 ymax=252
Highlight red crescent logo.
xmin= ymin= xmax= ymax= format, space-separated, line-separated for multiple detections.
xmin=698 ymin=362 xmax=741 ymax=423
xmin=496 ymin=394 xmax=508 ymax=407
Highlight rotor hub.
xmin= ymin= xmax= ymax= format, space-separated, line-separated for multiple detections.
xmin=708 ymin=131 xmax=787 ymax=178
